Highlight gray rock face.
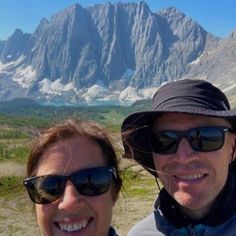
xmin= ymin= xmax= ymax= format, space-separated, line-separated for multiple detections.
xmin=184 ymin=29 xmax=236 ymax=105
xmin=0 ymin=2 xmax=234 ymax=104
xmin=0 ymin=29 xmax=30 ymax=63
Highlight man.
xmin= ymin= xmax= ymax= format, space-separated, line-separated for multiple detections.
xmin=121 ymin=79 xmax=236 ymax=235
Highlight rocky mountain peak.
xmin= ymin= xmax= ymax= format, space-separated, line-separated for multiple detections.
xmin=0 ymin=29 xmax=30 ymax=63
xmin=0 ymin=2 xmax=235 ymax=105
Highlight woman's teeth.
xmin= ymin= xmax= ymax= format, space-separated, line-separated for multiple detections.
xmin=59 ymin=220 xmax=88 ymax=232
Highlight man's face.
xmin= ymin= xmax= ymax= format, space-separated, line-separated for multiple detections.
xmin=152 ymin=113 xmax=236 ymax=219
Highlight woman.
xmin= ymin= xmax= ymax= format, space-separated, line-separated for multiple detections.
xmin=23 ymin=119 xmax=122 ymax=236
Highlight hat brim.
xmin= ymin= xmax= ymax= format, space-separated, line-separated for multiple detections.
xmin=121 ymin=109 xmax=236 ymax=176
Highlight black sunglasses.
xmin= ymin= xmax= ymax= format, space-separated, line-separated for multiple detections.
xmin=149 ymin=126 xmax=232 ymax=155
xmin=23 ymin=166 xmax=117 ymax=204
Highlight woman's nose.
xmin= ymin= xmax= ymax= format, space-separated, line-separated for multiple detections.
xmin=58 ymin=181 xmax=85 ymax=211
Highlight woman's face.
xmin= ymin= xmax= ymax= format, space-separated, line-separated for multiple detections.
xmin=34 ymin=136 xmax=114 ymax=236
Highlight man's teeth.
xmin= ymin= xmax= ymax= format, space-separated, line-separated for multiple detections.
xmin=176 ymin=174 xmax=204 ymax=180
xmin=59 ymin=220 xmax=88 ymax=232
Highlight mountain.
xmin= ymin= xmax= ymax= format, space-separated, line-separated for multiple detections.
xmin=183 ymin=29 xmax=236 ymax=105
xmin=0 ymin=1 xmax=235 ymax=106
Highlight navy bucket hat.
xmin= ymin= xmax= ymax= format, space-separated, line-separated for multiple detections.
xmin=121 ymin=79 xmax=236 ymax=176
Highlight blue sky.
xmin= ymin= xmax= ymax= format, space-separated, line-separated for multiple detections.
xmin=0 ymin=0 xmax=235 ymax=40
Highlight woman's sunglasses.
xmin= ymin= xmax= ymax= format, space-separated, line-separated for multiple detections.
xmin=149 ymin=126 xmax=232 ymax=155
xmin=23 ymin=167 xmax=117 ymax=204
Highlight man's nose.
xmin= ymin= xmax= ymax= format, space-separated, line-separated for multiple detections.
xmin=173 ymin=138 xmax=198 ymax=163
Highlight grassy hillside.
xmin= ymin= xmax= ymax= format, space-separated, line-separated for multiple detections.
xmin=0 ymin=98 xmax=151 ymax=130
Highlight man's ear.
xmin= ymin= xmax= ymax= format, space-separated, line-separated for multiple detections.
xmin=231 ymin=135 xmax=236 ymax=162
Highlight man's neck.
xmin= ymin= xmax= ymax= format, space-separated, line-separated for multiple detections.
xmin=179 ymin=202 xmax=214 ymax=220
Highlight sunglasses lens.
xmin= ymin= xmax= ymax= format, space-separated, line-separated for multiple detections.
xmin=23 ymin=167 xmax=113 ymax=204
xmin=150 ymin=131 xmax=178 ymax=154
xmin=149 ymin=126 xmax=226 ymax=155
xmin=189 ymin=127 xmax=224 ymax=152
xmin=24 ymin=176 xmax=63 ymax=204
xmin=73 ymin=168 xmax=111 ymax=196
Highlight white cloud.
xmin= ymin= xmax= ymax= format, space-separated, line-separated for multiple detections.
xmin=119 ymin=86 xmax=140 ymax=101
xmin=83 ymin=83 xmax=107 ymax=100
xmin=139 ymin=87 xmax=158 ymax=99
xmin=64 ymin=82 xmax=74 ymax=91
xmin=39 ymin=78 xmax=75 ymax=95
xmin=119 ymin=86 xmax=159 ymax=103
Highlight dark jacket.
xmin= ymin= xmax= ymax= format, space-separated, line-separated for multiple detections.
xmin=109 ymin=226 xmax=118 ymax=236
xmin=128 ymin=173 xmax=236 ymax=236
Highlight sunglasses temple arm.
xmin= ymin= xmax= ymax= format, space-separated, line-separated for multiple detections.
xmin=112 ymin=168 xmax=117 ymax=179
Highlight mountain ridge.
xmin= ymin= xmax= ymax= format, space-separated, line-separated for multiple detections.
xmin=0 ymin=1 xmax=235 ymax=105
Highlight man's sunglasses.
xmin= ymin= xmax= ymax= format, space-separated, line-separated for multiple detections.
xmin=23 ymin=167 xmax=117 ymax=204
xmin=149 ymin=126 xmax=232 ymax=155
